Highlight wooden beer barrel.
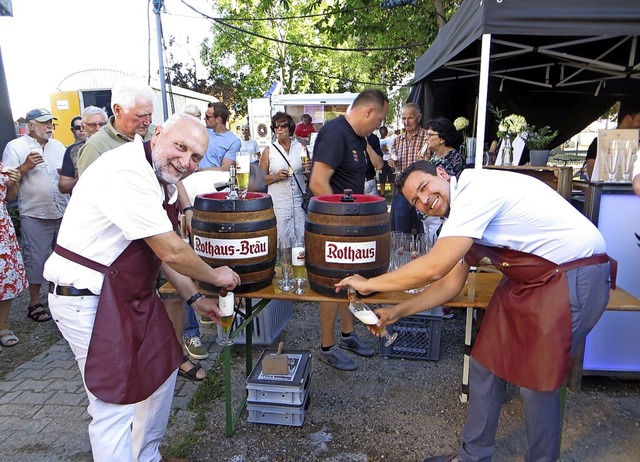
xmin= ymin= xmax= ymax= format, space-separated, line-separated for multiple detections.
xmin=305 ymin=191 xmax=390 ymax=298
xmin=192 ymin=192 xmax=277 ymax=293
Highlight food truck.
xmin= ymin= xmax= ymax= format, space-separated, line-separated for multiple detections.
xmin=247 ymin=92 xmax=358 ymax=153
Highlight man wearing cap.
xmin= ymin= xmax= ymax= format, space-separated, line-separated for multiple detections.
xmin=2 ymin=108 xmax=68 ymax=322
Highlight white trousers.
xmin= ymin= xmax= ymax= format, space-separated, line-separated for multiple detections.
xmin=48 ymin=292 xmax=178 ymax=462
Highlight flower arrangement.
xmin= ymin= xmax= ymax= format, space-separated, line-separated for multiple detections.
xmin=453 ymin=116 xmax=470 ymax=134
xmin=497 ymin=114 xmax=527 ymax=139
xmin=523 ymin=125 xmax=558 ymax=150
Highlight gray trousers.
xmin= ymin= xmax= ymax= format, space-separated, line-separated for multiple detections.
xmin=457 ymin=262 xmax=611 ymax=462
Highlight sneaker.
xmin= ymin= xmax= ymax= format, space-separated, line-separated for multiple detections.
xmin=442 ymin=307 xmax=454 ymax=319
xmin=339 ymin=332 xmax=375 ymax=357
xmin=319 ymin=344 xmax=358 ymax=371
xmin=184 ymin=336 xmax=209 ymax=360
xmin=199 ymin=315 xmax=215 ymax=326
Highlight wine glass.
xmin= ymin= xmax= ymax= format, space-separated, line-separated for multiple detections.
xmin=291 ymin=239 xmax=306 ymax=295
xmin=236 ymin=152 xmax=251 ymax=198
xmin=605 ymin=140 xmax=621 ymax=182
xmin=217 ymin=290 xmax=236 ymax=346
xmin=278 ymin=237 xmax=294 ymax=292
xmin=347 ymin=288 xmax=397 ymax=346
xmin=620 ymin=141 xmax=637 ymax=182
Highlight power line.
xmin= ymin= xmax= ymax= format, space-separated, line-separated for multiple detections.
xmin=206 ymin=21 xmax=412 ymax=88
xmin=178 ymin=0 xmax=430 ymax=53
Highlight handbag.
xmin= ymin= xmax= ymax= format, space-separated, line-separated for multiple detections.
xmin=271 ymin=143 xmax=309 ymax=212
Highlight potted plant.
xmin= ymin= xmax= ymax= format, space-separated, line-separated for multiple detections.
xmin=524 ymin=125 xmax=559 ymax=166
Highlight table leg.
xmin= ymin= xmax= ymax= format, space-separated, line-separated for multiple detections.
xmin=223 ymin=298 xmax=271 ymax=436
xmin=459 ymin=307 xmax=473 ymax=403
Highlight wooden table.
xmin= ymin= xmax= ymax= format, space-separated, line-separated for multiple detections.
xmin=162 ymin=270 xmax=640 ymax=435
xmin=484 ymin=165 xmax=573 ymax=201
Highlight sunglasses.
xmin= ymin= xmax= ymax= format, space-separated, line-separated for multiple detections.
xmin=273 ymin=122 xmax=289 ymax=129
xmin=83 ymin=122 xmax=108 ymax=129
xmin=72 ymin=126 xmax=83 ymax=131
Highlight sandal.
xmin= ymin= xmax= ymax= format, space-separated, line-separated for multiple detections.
xmin=178 ymin=356 xmax=206 ymax=381
xmin=0 ymin=330 xmax=19 ymax=347
xmin=27 ymin=303 xmax=52 ymax=323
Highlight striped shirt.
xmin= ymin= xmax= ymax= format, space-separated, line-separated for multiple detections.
xmin=391 ymin=127 xmax=429 ymax=173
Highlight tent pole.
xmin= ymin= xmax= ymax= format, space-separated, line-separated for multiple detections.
xmin=475 ymin=34 xmax=492 ymax=169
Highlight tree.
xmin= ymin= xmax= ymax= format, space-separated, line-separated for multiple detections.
xmin=167 ymin=0 xmax=458 ymax=118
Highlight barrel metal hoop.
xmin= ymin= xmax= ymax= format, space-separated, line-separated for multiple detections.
xmin=305 ymin=221 xmax=389 ymax=236
xmin=226 ymin=257 xmax=277 ymax=273
xmin=199 ymin=275 xmax=274 ymax=294
xmin=192 ymin=217 xmax=277 ymax=233
xmin=305 ymin=262 xmax=389 ymax=279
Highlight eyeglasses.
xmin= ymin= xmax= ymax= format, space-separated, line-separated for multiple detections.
xmin=72 ymin=126 xmax=83 ymax=131
xmin=83 ymin=122 xmax=108 ymax=129
xmin=425 ymin=131 xmax=440 ymax=137
xmin=273 ymin=122 xmax=289 ymax=129
xmin=204 ymin=114 xmax=217 ymax=120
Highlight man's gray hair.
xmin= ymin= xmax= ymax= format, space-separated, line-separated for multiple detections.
xmin=111 ymin=81 xmax=155 ymax=110
xmin=403 ymin=102 xmax=422 ymax=115
xmin=161 ymin=112 xmax=200 ymax=132
xmin=82 ymin=105 xmax=108 ymax=120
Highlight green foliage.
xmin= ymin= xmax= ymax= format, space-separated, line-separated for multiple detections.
xmin=166 ymin=0 xmax=455 ymax=117
xmin=524 ymin=125 xmax=559 ymax=150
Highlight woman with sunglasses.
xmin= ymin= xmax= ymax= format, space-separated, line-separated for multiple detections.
xmin=259 ymin=112 xmax=311 ymax=244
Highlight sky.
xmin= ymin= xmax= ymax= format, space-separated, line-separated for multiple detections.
xmin=0 ymin=0 xmax=213 ymax=120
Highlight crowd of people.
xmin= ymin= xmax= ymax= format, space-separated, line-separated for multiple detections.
xmin=0 ymin=82 xmax=637 ymax=462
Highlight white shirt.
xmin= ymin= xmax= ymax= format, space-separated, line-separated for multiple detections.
xmin=43 ymin=137 xmax=173 ymax=294
xmin=2 ymin=135 xmax=68 ymax=219
xmin=240 ymin=139 xmax=260 ymax=154
xmin=439 ymin=169 xmax=605 ymax=264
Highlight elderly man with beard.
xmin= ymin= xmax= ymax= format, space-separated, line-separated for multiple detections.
xmin=43 ymin=113 xmax=240 ymax=462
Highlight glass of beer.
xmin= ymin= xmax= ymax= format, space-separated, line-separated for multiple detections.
xmin=217 ymin=289 xmax=235 ymax=346
xmin=236 ymin=152 xmax=251 ymax=198
xmin=347 ymin=288 xmax=397 ymax=346
xmin=291 ymin=239 xmax=306 ymax=295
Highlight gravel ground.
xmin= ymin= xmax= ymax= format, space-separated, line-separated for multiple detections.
xmin=162 ymin=300 xmax=640 ymax=462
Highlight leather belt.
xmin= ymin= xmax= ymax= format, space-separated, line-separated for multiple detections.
xmin=49 ymin=282 xmax=97 ymax=297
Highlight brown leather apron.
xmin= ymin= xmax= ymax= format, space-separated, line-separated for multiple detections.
xmin=53 ymin=141 xmax=182 ymax=404
xmin=464 ymin=244 xmax=615 ymax=391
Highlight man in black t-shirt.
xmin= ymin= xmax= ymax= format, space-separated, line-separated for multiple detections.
xmin=308 ymin=89 xmax=388 ymax=371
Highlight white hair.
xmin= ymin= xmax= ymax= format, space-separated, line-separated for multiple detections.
xmin=111 ymin=81 xmax=155 ymax=110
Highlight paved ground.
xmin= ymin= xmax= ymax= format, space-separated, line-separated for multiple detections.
xmin=0 ymin=324 xmax=220 ymax=462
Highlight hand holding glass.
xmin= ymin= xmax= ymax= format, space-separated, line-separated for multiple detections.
xmin=348 ymin=288 xmax=397 ymax=346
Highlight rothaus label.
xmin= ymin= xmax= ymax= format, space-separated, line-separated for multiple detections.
xmin=325 ymin=241 xmax=376 ymax=264
xmin=193 ymin=235 xmax=269 ymax=259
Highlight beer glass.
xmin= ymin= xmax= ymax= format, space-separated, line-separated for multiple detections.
xmin=236 ymin=152 xmax=251 ymax=198
xmin=347 ymin=288 xmax=397 ymax=346
xmin=278 ymin=237 xmax=294 ymax=292
xmin=217 ymin=289 xmax=235 ymax=346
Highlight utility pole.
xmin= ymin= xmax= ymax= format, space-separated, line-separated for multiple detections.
xmin=153 ymin=0 xmax=169 ymax=120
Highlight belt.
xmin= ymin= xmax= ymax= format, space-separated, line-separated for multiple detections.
xmin=49 ymin=282 xmax=97 ymax=297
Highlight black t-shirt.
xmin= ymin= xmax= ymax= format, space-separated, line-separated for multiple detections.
xmin=311 ymin=116 xmax=367 ymax=194
xmin=60 ymin=140 xmax=86 ymax=177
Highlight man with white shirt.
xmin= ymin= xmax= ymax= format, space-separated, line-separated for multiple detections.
xmin=2 ymin=108 xmax=68 ymax=322
xmin=338 ymin=160 xmax=614 ymax=462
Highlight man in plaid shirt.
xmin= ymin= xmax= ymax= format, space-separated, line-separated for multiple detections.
xmin=388 ymin=103 xmax=429 ymax=233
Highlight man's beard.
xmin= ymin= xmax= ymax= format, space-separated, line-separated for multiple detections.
xmin=153 ymin=158 xmax=187 ymax=185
